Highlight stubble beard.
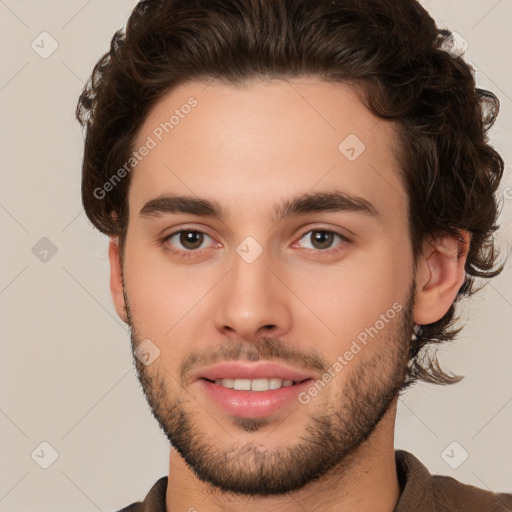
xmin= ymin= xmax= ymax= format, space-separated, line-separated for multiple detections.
xmin=124 ymin=282 xmax=415 ymax=496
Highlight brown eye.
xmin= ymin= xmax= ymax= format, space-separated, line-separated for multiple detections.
xmin=296 ymin=229 xmax=348 ymax=252
xmin=165 ymin=230 xmax=213 ymax=252
xmin=310 ymin=231 xmax=335 ymax=249
xmin=179 ymin=231 xmax=204 ymax=249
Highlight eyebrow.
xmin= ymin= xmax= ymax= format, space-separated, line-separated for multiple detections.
xmin=139 ymin=190 xmax=379 ymax=222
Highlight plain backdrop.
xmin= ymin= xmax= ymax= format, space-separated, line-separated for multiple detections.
xmin=1 ymin=1 xmax=511 ymax=510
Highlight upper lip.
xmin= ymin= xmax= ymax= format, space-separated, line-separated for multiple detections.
xmin=194 ymin=362 xmax=315 ymax=383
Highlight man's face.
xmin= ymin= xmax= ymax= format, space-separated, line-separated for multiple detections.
xmin=119 ymin=78 xmax=416 ymax=495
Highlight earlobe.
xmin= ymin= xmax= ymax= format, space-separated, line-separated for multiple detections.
xmin=413 ymin=230 xmax=471 ymax=326
xmin=108 ymin=236 xmax=128 ymax=323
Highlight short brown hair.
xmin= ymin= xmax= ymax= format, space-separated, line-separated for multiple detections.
xmin=76 ymin=0 xmax=505 ymax=389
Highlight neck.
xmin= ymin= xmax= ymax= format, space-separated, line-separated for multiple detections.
xmin=166 ymin=401 xmax=401 ymax=512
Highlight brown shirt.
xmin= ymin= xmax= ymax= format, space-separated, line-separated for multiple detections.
xmin=116 ymin=450 xmax=512 ymax=511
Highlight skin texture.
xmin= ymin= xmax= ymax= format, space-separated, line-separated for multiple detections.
xmin=108 ymin=78 xmax=470 ymax=511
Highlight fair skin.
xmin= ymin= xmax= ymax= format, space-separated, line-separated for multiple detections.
xmin=108 ymin=78 xmax=469 ymax=511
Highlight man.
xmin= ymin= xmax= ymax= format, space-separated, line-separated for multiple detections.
xmin=76 ymin=0 xmax=511 ymax=510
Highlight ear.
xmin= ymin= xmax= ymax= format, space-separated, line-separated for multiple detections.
xmin=413 ymin=230 xmax=471 ymax=325
xmin=108 ymin=236 xmax=128 ymax=323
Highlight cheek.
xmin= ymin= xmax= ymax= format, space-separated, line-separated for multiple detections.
xmin=286 ymin=239 xmax=412 ymax=351
xmin=122 ymin=259 xmax=209 ymax=378
xmin=122 ymin=238 xmax=224 ymax=342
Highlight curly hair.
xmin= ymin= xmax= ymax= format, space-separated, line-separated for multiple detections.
xmin=76 ymin=0 xmax=505 ymax=389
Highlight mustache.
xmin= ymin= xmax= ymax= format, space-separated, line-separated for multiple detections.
xmin=179 ymin=336 xmax=328 ymax=385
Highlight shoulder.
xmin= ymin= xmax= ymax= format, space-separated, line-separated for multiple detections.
xmin=432 ymin=474 xmax=512 ymax=512
xmin=395 ymin=450 xmax=512 ymax=512
xmin=113 ymin=476 xmax=168 ymax=512
xmin=116 ymin=505 xmax=143 ymax=512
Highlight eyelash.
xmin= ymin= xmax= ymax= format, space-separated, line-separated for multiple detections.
xmin=161 ymin=227 xmax=350 ymax=259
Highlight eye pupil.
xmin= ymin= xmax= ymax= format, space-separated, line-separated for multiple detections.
xmin=311 ymin=231 xmax=333 ymax=249
xmin=180 ymin=231 xmax=203 ymax=249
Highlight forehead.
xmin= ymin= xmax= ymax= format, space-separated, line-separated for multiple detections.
xmin=128 ymin=78 xmax=406 ymax=225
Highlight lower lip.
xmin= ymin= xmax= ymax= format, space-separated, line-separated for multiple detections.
xmin=198 ymin=379 xmax=313 ymax=418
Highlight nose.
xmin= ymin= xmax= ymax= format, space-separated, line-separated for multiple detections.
xmin=213 ymin=248 xmax=292 ymax=342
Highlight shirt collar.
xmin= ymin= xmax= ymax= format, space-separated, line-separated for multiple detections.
xmin=393 ymin=449 xmax=436 ymax=512
xmin=140 ymin=450 xmax=436 ymax=511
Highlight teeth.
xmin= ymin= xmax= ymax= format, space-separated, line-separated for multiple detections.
xmin=218 ymin=378 xmax=234 ymax=389
xmin=213 ymin=378 xmax=296 ymax=391
xmin=269 ymin=378 xmax=284 ymax=390
xmin=234 ymin=379 xmax=251 ymax=391
xmin=251 ymin=378 xmax=270 ymax=391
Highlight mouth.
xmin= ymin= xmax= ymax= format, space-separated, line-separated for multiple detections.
xmin=195 ymin=361 xmax=315 ymax=387
xmin=201 ymin=377 xmax=311 ymax=392
xmin=193 ymin=362 xmax=316 ymax=418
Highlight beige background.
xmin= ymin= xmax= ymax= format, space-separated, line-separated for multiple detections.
xmin=1 ymin=0 xmax=511 ymax=510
